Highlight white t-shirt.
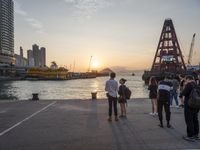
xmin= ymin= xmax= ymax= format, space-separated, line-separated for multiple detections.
xmin=105 ymin=79 xmax=118 ymax=98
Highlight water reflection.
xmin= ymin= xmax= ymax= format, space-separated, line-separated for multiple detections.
xmin=0 ymin=81 xmax=18 ymax=100
xmin=0 ymin=73 xmax=149 ymax=100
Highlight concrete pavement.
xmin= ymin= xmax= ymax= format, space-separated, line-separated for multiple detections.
xmin=0 ymin=99 xmax=200 ymax=150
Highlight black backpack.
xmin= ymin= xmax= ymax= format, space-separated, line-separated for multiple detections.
xmin=125 ymin=87 xmax=132 ymax=100
xmin=188 ymin=84 xmax=200 ymax=109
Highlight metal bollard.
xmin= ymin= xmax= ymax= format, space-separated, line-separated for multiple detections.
xmin=32 ymin=93 xmax=39 ymax=101
xmin=91 ymin=92 xmax=97 ymax=100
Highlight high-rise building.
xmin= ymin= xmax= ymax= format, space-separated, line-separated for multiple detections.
xmin=19 ymin=46 xmax=23 ymax=66
xmin=32 ymin=44 xmax=40 ymax=67
xmin=14 ymin=47 xmax=27 ymax=67
xmin=0 ymin=0 xmax=15 ymax=65
xmin=20 ymin=46 xmax=23 ymax=58
xmin=28 ymin=45 xmax=46 ymax=67
xmin=40 ymin=47 xmax=46 ymax=67
xmin=27 ymin=50 xmax=33 ymax=61
xmin=27 ymin=49 xmax=34 ymax=67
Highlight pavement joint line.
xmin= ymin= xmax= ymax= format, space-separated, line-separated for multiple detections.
xmin=0 ymin=101 xmax=57 ymax=137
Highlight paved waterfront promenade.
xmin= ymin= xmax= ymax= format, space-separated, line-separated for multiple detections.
xmin=0 ymin=99 xmax=200 ymax=150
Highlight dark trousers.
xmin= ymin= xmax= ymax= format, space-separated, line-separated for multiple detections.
xmin=157 ymin=100 xmax=171 ymax=123
xmin=184 ymin=103 xmax=199 ymax=137
xmin=170 ymin=90 xmax=179 ymax=106
xmin=108 ymin=96 xmax=118 ymax=117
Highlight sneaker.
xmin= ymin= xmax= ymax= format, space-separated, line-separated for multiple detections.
xmin=194 ymin=135 xmax=200 ymax=140
xmin=167 ymin=124 xmax=172 ymax=128
xmin=149 ymin=112 xmax=154 ymax=115
xmin=179 ymin=104 xmax=184 ymax=108
xmin=175 ymin=105 xmax=179 ymax=108
xmin=182 ymin=136 xmax=195 ymax=142
xmin=108 ymin=117 xmax=112 ymax=122
xmin=115 ymin=117 xmax=119 ymax=121
xmin=158 ymin=124 xmax=164 ymax=128
xmin=154 ymin=112 xmax=158 ymax=115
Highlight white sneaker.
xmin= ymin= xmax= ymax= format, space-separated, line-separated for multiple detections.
xmin=149 ymin=113 xmax=154 ymax=115
xmin=154 ymin=112 xmax=158 ymax=115
xmin=175 ymin=105 xmax=179 ymax=108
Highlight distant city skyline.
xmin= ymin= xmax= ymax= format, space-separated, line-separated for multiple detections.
xmin=15 ymin=44 xmax=46 ymax=68
xmin=14 ymin=0 xmax=200 ymax=71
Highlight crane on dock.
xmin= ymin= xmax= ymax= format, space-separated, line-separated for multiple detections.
xmin=87 ymin=56 xmax=93 ymax=72
xmin=188 ymin=33 xmax=196 ymax=66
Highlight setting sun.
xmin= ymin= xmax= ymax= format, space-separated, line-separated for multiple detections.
xmin=91 ymin=60 xmax=100 ymax=69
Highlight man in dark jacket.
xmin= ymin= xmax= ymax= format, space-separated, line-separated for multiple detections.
xmin=182 ymin=75 xmax=200 ymax=141
xmin=157 ymin=76 xmax=173 ymax=128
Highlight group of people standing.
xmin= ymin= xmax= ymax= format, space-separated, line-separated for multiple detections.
xmin=105 ymin=71 xmax=200 ymax=142
xmin=105 ymin=72 xmax=128 ymax=122
xmin=148 ymin=75 xmax=182 ymax=117
xmin=148 ymin=74 xmax=200 ymax=141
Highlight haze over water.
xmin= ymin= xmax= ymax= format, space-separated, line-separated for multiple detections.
xmin=0 ymin=71 xmax=148 ymax=100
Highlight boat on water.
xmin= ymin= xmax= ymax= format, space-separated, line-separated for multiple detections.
xmin=26 ymin=68 xmax=98 ymax=81
xmin=26 ymin=67 xmax=69 ymax=80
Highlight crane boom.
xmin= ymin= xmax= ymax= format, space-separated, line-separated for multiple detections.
xmin=88 ymin=56 xmax=92 ymax=72
xmin=188 ymin=33 xmax=196 ymax=65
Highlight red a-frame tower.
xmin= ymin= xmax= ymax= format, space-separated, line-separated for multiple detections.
xmin=151 ymin=19 xmax=186 ymax=74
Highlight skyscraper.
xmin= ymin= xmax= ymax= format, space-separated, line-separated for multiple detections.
xmin=20 ymin=46 xmax=23 ymax=66
xmin=32 ymin=44 xmax=40 ymax=67
xmin=20 ymin=46 xmax=23 ymax=58
xmin=0 ymin=0 xmax=15 ymax=65
xmin=27 ymin=49 xmax=34 ymax=67
xmin=40 ymin=47 xmax=46 ymax=67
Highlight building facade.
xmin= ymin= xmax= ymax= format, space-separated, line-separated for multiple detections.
xmin=27 ymin=45 xmax=46 ymax=67
xmin=32 ymin=44 xmax=40 ymax=67
xmin=14 ymin=47 xmax=27 ymax=67
xmin=27 ymin=49 xmax=34 ymax=67
xmin=0 ymin=0 xmax=15 ymax=65
xmin=14 ymin=54 xmax=27 ymax=67
xmin=40 ymin=47 xmax=46 ymax=67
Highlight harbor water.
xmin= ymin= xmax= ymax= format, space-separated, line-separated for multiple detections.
xmin=0 ymin=71 xmax=149 ymax=100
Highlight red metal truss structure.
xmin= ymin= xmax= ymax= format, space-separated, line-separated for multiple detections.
xmin=151 ymin=19 xmax=186 ymax=74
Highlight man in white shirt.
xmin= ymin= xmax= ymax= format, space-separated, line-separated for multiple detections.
xmin=105 ymin=72 xmax=118 ymax=121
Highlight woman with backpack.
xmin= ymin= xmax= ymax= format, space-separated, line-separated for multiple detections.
xmin=148 ymin=76 xmax=158 ymax=115
xmin=118 ymin=78 xmax=127 ymax=118
xmin=181 ymin=75 xmax=200 ymax=141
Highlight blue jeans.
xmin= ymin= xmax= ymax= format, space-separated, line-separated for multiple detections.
xmin=170 ymin=90 xmax=179 ymax=106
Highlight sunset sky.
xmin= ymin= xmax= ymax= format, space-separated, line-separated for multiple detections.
xmin=14 ymin=0 xmax=200 ymax=71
